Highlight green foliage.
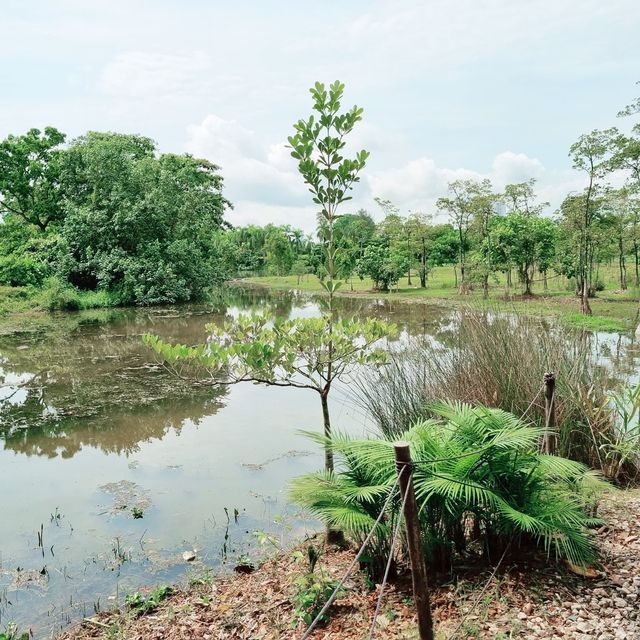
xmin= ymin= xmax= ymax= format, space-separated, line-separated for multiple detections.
xmin=288 ymin=81 xmax=369 ymax=223
xmin=145 ymin=313 xmax=395 ymax=388
xmin=125 ymin=585 xmax=173 ymax=617
xmin=40 ymin=277 xmax=82 ymax=310
xmin=291 ymin=547 xmax=344 ymax=626
xmin=0 ymin=624 xmax=30 ymax=640
xmin=0 ymin=126 xmax=66 ymax=231
xmin=58 ymin=133 xmax=231 ymax=304
xmin=265 ymin=228 xmax=295 ymax=276
xmin=600 ymin=384 xmax=640 ymax=482
xmin=356 ymin=240 xmax=408 ymax=291
xmin=493 ymin=213 xmax=557 ymax=295
xmin=355 ymin=310 xmax=635 ymax=478
xmin=291 ymin=402 xmax=607 ymax=573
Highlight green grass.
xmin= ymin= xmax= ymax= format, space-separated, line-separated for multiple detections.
xmin=0 ymin=282 xmax=120 ymax=317
xmin=243 ymin=266 xmax=639 ymax=333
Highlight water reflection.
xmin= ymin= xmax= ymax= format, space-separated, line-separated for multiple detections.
xmin=0 ymin=288 xmax=456 ymax=458
xmin=0 ymin=287 xmax=638 ymax=638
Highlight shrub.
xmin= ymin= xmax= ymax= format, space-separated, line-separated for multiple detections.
xmin=291 ymin=546 xmax=344 ymax=626
xmin=40 ymin=278 xmax=81 ymax=311
xmin=291 ymin=402 xmax=607 ymax=578
xmin=0 ymin=254 xmax=47 ymax=287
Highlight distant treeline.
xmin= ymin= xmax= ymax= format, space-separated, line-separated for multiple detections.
xmin=1 ymin=81 xmax=639 ymax=307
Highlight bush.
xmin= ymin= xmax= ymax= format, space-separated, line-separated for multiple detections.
xmin=40 ymin=278 xmax=81 ymax=311
xmin=0 ymin=254 xmax=47 ymax=286
xmin=291 ymin=402 xmax=607 ymax=578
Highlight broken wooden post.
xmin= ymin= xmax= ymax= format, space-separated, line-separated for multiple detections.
xmin=543 ymin=372 xmax=557 ymax=454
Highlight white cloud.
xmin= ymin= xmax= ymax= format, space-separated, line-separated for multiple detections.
xmin=184 ymin=108 xmax=593 ymax=231
xmin=184 ymin=114 xmax=309 ymax=218
xmin=491 ymin=152 xmax=545 ymax=187
xmin=228 ymin=201 xmax=318 ymax=230
xmin=98 ymin=51 xmax=215 ymax=99
xmin=367 ymin=151 xmax=587 ymax=219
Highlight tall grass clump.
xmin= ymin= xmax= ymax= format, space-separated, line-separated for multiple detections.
xmin=291 ymin=402 xmax=606 ymax=579
xmin=355 ymin=309 xmax=637 ymax=480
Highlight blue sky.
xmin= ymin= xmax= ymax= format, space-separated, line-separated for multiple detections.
xmin=1 ymin=0 xmax=638 ymax=230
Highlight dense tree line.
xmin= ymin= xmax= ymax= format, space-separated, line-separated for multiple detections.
xmin=1 ymin=84 xmax=638 ymax=312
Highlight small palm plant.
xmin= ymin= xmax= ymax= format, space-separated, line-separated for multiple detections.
xmin=290 ymin=401 xmax=607 ymax=579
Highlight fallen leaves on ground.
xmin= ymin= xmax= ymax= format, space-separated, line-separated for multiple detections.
xmin=58 ymin=490 xmax=640 ymax=640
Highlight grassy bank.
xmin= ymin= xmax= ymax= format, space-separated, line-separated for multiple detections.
xmin=243 ymin=266 xmax=639 ymax=333
xmin=0 ymin=283 xmax=119 ymax=315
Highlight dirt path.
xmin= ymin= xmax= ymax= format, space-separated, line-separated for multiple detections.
xmin=58 ymin=490 xmax=640 ymax=640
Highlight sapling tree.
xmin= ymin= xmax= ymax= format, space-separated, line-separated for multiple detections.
xmin=145 ymin=81 xmax=396 ymax=489
xmin=568 ymin=128 xmax=617 ymax=315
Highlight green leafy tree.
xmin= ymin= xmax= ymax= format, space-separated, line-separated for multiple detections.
xmin=467 ymin=179 xmax=499 ymax=299
xmin=333 ymin=210 xmax=376 ymax=287
xmin=146 ymin=82 xmax=396 ymax=503
xmin=437 ymin=180 xmax=475 ymax=292
xmin=568 ymin=128 xmax=617 ymax=314
xmin=356 ymin=240 xmax=408 ymax=292
xmin=493 ymin=213 xmax=557 ymax=295
xmin=503 ymin=179 xmax=549 ymax=217
xmin=58 ymin=132 xmax=230 ymax=303
xmin=292 ymin=255 xmax=309 ymax=285
xmin=405 ymin=212 xmax=433 ymax=288
xmin=0 ymin=127 xmax=66 ymax=231
xmin=264 ymin=227 xmax=294 ymax=276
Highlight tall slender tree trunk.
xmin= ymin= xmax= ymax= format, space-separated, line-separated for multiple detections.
xmin=482 ymin=275 xmax=489 ymax=299
xmin=543 ymin=270 xmax=548 ymax=292
xmin=420 ymin=237 xmax=427 ymax=288
xmin=320 ymin=390 xmax=333 ymax=473
xmin=581 ymin=277 xmax=592 ymax=314
xmin=407 ymin=233 xmax=412 ymax=286
xmin=634 ymin=239 xmax=640 ymax=287
xmin=619 ymin=237 xmax=627 ymax=290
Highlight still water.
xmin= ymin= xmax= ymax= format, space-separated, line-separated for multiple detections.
xmin=0 ymin=287 xmax=636 ymax=638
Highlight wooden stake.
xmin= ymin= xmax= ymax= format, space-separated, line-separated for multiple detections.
xmin=394 ymin=442 xmax=434 ymax=640
xmin=543 ymin=372 xmax=556 ymax=454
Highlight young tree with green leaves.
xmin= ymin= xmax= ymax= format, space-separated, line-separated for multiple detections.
xmin=568 ymin=128 xmax=617 ymax=315
xmin=493 ymin=213 xmax=557 ymax=296
xmin=467 ymin=178 xmax=499 ymax=299
xmin=437 ymin=180 xmax=475 ymax=293
xmin=264 ymin=227 xmax=294 ymax=276
xmin=405 ymin=212 xmax=433 ymax=288
xmin=356 ymin=238 xmax=408 ymax=291
xmin=145 ymin=83 xmax=396 ymax=533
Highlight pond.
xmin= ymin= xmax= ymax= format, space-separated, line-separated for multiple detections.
xmin=0 ymin=287 xmax=637 ymax=638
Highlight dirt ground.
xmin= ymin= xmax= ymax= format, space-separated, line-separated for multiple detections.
xmin=58 ymin=489 xmax=640 ymax=640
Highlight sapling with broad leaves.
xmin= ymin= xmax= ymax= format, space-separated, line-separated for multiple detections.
xmin=145 ymin=81 xmax=396 ymax=494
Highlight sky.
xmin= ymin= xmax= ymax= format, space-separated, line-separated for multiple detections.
xmin=1 ymin=0 xmax=639 ymax=232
